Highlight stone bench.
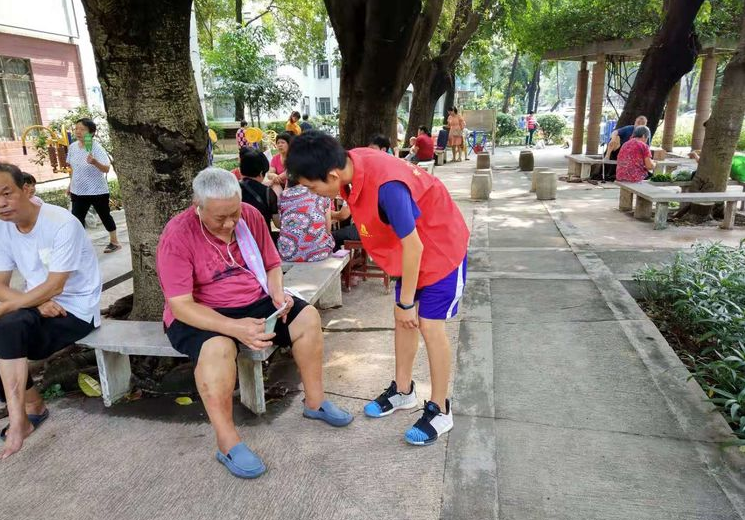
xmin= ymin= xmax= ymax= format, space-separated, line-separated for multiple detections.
xmin=417 ymin=160 xmax=435 ymax=175
xmin=566 ymin=154 xmax=616 ymax=180
xmin=77 ymin=255 xmax=349 ymax=414
xmin=616 ymin=181 xmax=745 ymax=230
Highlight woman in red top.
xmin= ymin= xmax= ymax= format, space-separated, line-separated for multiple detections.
xmin=616 ymin=126 xmax=656 ymax=183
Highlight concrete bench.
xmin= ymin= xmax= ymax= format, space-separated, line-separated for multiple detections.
xmin=616 ymin=181 xmax=745 ymax=230
xmin=566 ymin=154 xmax=616 ymax=180
xmin=417 ymin=160 xmax=435 ymax=175
xmin=77 ymin=255 xmax=349 ymax=414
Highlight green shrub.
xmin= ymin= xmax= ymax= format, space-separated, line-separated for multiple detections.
xmin=214 ymin=159 xmax=239 ymax=171
xmin=262 ymin=120 xmax=287 ymax=134
xmin=38 ymin=188 xmax=68 ymax=208
xmin=536 ymin=114 xmax=567 ymax=144
xmin=495 ymin=113 xmax=519 ymax=145
xmin=635 ymin=241 xmax=745 ymax=441
xmin=649 ymin=173 xmax=673 ymax=182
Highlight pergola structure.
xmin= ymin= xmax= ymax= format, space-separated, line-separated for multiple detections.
xmin=543 ymin=37 xmax=736 ymax=166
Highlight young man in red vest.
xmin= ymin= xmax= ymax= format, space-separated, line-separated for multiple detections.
xmin=286 ymin=131 xmax=469 ymax=445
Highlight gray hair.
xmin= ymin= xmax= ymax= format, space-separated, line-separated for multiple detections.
xmin=192 ymin=167 xmax=241 ymax=207
xmin=632 ymin=125 xmax=651 ymax=141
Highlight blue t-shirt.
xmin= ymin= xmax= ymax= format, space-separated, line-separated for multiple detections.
xmin=377 ymin=181 xmax=421 ymax=239
xmin=617 ymin=125 xmax=635 ymax=145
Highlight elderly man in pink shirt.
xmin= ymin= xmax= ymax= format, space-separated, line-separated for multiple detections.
xmin=156 ymin=167 xmax=352 ymax=479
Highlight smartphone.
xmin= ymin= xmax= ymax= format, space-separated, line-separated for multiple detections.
xmin=265 ymin=302 xmax=288 ymax=335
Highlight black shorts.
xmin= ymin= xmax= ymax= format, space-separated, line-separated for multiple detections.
xmin=0 ymin=308 xmax=95 ymax=361
xmin=165 ymin=296 xmax=309 ymax=362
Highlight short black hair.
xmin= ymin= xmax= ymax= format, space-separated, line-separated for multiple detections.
xmin=302 ymin=114 xmax=309 ymax=121
xmin=451 ymin=106 xmax=458 ymax=114
xmin=239 ymin=147 xmax=269 ymax=178
xmin=276 ymin=131 xmax=294 ymax=146
xmin=286 ymin=130 xmax=347 ymax=182
xmin=22 ymin=172 xmax=37 ymax=186
xmin=369 ymin=134 xmax=391 ymax=150
xmin=75 ymin=117 xmax=96 ymax=135
xmin=290 ymin=111 xmax=301 ymax=120
xmin=0 ymin=163 xmax=25 ymax=188
xmin=240 ymin=120 xmax=248 ymax=127
xmin=418 ymin=125 xmax=430 ymax=135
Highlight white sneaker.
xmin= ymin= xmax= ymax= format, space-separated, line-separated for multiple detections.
xmin=363 ymin=380 xmax=418 ymax=418
xmin=404 ymin=399 xmax=453 ymax=446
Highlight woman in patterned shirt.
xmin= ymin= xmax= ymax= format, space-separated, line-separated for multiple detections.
xmin=66 ymin=118 xmax=121 ymax=253
xmin=277 ymin=178 xmax=334 ymax=262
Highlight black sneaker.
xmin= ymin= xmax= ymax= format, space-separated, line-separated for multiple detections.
xmin=363 ymin=380 xmax=418 ymax=418
xmin=404 ymin=399 xmax=453 ymax=446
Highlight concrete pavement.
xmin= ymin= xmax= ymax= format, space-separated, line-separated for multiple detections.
xmin=1 ymin=147 xmax=744 ymax=519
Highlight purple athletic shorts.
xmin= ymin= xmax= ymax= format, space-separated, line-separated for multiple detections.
xmin=395 ymin=255 xmax=467 ymax=320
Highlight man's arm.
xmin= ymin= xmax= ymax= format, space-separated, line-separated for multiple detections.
xmin=0 ymin=272 xmax=70 ymax=316
xmin=0 ymin=271 xmax=22 ymax=302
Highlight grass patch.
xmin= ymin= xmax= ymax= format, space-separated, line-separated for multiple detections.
xmin=636 ymin=241 xmax=745 ymax=445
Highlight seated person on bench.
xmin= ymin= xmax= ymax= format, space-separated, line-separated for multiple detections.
xmin=0 ymin=162 xmax=100 ymax=459
xmin=405 ymin=126 xmax=435 ymax=164
xmin=616 ymin=126 xmax=656 ymax=183
xmin=156 ymin=167 xmax=352 ymax=480
xmin=603 ymin=115 xmax=647 ymax=181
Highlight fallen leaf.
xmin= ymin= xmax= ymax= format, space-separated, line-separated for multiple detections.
xmin=78 ymin=373 xmax=102 ymax=397
xmin=175 ymin=396 xmax=193 ymax=406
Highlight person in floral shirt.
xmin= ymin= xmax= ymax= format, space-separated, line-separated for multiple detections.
xmin=235 ymin=120 xmax=248 ymax=149
xmin=616 ymin=126 xmax=656 ymax=183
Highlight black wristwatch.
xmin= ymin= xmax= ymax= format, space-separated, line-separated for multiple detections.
xmin=396 ymin=301 xmax=416 ymax=310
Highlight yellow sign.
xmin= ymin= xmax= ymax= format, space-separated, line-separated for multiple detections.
xmin=359 ymin=224 xmax=372 ymax=238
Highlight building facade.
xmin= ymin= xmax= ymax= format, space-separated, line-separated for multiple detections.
xmin=0 ymin=0 xmax=102 ymax=181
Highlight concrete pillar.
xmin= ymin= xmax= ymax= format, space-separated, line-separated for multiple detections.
xmin=571 ymin=61 xmax=589 ymax=157
xmin=585 ymin=54 xmax=606 ymax=155
xmin=661 ymin=81 xmax=681 ymax=152
xmin=691 ymin=51 xmax=717 ymax=151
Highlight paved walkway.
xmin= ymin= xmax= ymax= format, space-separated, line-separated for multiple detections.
xmin=1 ymin=149 xmax=744 ymax=519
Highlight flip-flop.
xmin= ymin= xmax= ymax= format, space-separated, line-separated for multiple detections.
xmin=0 ymin=408 xmax=49 ymax=441
xmin=103 ymin=243 xmax=122 ymax=254
xmin=215 ymin=443 xmax=266 ymax=479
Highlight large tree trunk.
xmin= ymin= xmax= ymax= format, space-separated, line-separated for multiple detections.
xmin=405 ymin=0 xmax=486 ymax=140
xmin=406 ymin=60 xmax=452 ymax=141
xmin=325 ymin=0 xmax=444 ymax=148
xmin=526 ymin=64 xmax=540 ymax=112
xmin=689 ymin=10 xmax=745 ymax=204
xmin=617 ymin=0 xmax=704 ymax=135
xmin=233 ymin=0 xmax=244 ymax=121
xmin=443 ymin=77 xmax=455 ymax=121
xmin=82 ymin=0 xmax=209 ymax=320
xmin=501 ymin=51 xmax=520 ymax=113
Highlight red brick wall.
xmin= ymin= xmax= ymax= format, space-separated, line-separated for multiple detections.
xmin=0 ymin=33 xmax=86 ymax=182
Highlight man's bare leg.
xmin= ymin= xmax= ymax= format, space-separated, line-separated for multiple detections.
xmin=418 ymin=318 xmax=450 ymax=411
xmin=0 ymin=358 xmax=34 ymax=459
xmin=394 ymin=319 xmax=420 ymax=395
xmin=289 ymin=306 xmax=324 ymax=410
xmin=194 ymin=336 xmax=240 ymax=455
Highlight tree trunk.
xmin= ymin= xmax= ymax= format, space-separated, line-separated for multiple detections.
xmin=326 ymin=0 xmax=444 ymax=148
xmin=617 ymin=0 xmax=704 ymax=135
xmin=689 ymin=10 xmax=745 ymax=206
xmin=526 ymin=64 xmax=540 ymax=113
xmin=406 ymin=59 xmax=451 ymax=141
xmin=405 ymin=0 xmax=485 ymax=140
xmin=233 ymin=0 xmax=243 ymax=121
xmin=82 ymin=0 xmax=209 ymax=321
xmin=443 ymin=76 xmax=455 ymax=121
xmin=501 ymin=50 xmax=520 ymax=113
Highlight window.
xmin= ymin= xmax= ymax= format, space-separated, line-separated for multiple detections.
xmin=0 ymin=57 xmax=41 ymax=141
xmin=317 ymin=97 xmax=331 ymax=116
xmin=302 ymin=96 xmax=310 ymax=115
xmin=317 ymin=61 xmax=329 ymax=79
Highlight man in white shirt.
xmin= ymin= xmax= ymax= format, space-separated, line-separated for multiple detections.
xmin=0 ymin=163 xmax=101 ymax=459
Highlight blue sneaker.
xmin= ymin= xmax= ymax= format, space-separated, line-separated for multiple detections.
xmin=404 ymin=399 xmax=453 ymax=446
xmin=216 ymin=443 xmax=266 ymax=479
xmin=364 ymin=380 xmax=418 ymax=418
xmin=303 ymin=399 xmax=354 ymax=427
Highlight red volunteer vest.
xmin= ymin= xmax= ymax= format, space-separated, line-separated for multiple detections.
xmin=342 ymin=148 xmax=469 ymax=288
